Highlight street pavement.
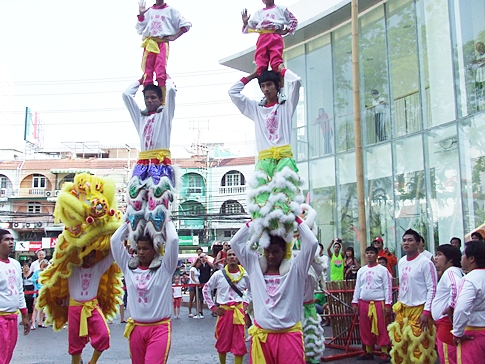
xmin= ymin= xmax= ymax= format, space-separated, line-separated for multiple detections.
xmin=12 ymin=304 xmax=365 ymax=364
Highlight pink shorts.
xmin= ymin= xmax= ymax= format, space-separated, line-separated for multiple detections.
xmin=173 ymin=297 xmax=182 ymax=309
xmin=130 ymin=320 xmax=172 ymax=364
xmin=68 ymin=305 xmax=110 ymax=355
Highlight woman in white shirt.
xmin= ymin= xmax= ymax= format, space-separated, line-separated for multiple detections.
xmin=188 ymin=259 xmax=202 ymax=318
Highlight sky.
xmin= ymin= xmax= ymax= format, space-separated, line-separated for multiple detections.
xmin=0 ymin=0 xmax=301 ymax=159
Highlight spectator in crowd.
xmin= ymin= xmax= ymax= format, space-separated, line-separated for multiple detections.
xmin=470 ymin=231 xmax=483 ymax=242
xmin=327 ymin=238 xmax=344 ymax=281
xmin=203 ymin=249 xmax=251 ymax=364
xmin=22 ymin=262 xmax=35 ymax=330
xmin=32 ymin=259 xmax=49 ymax=329
xmin=388 ymin=229 xmax=438 ymax=364
xmin=172 ymin=275 xmax=182 ymax=319
xmin=343 ymin=246 xmax=360 ymax=280
xmin=378 ymin=256 xmax=388 ymax=269
xmin=432 ymin=244 xmax=463 ymax=364
xmin=450 ymin=237 xmax=462 ymax=250
xmin=373 ymin=237 xmax=397 ymax=277
xmin=315 ymin=243 xmax=329 ymax=287
xmin=452 ymin=241 xmax=485 ymax=363
xmin=215 ymin=242 xmax=230 ymax=270
xmin=30 ymin=249 xmax=47 ymax=273
xmin=189 ymin=258 xmax=203 ymax=319
xmin=418 ymin=235 xmax=435 ymax=262
xmin=0 ymin=229 xmax=30 ymax=363
xmin=352 ymin=246 xmax=392 ymax=363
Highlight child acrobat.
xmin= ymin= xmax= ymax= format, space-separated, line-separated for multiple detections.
xmin=136 ymin=0 xmax=191 ymax=103
xmin=241 ymin=0 xmax=297 ymax=76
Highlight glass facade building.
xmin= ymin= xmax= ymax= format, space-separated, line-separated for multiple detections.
xmin=223 ymin=0 xmax=485 ymax=258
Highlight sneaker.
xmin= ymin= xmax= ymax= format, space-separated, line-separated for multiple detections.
xmin=188 ymin=313 xmax=193 ymax=318
xmin=193 ymin=315 xmax=200 ymax=319
xmin=30 ymin=324 xmax=35 ymax=330
xmin=356 ymin=353 xmax=374 ymax=361
xmin=378 ymin=353 xmax=391 ymax=364
xmin=199 ymin=313 xmax=204 ymax=319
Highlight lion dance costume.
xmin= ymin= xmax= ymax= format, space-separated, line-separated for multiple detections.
xmin=37 ymin=173 xmax=123 ymax=332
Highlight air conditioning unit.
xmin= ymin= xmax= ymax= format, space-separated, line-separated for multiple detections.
xmin=13 ymin=222 xmax=19 ymax=228
xmin=25 ymin=222 xmax=31 ymax=228
xmin=45 ymin=191 xmax=52 ymax=197
xmin=36 ymin=222 xmax=43 ymax=228
xmin=54 ymin=190 xmax=61 ymax=197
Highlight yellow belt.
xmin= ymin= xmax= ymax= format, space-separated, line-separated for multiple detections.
xmin=138 ymin=148 xmax=171 ymax=162
xmin=465 ymin=326 xmax=485 ymax=330
xmin=69 ymin=298 xmax=105 ymax=337
xmin=368 ymin=301 xmax=379 ymax=336
xmin=220 ymin=303 xmax=245 ymax=325
xmin=141 ymin=37 xmax=168 ymax=54
xmin=258 ymin=145 xmax=293 ymax=161
xmin=248 ymin=321 xmax=302 ymax=364
xmin=0 ymin=310 xmax=19 ymax=316
xmin=123 ymin=317 xmax=170 ymax=340
xmin=248 ymin=29 xmax=277 ymax=34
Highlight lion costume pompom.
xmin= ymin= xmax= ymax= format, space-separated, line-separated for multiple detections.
xmin=37 ymin=173 xmax=124 ymax=331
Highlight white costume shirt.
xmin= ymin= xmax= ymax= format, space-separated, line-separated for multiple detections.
xmin=0 ymin=258 xmax=26 ymax=312
xmin=244 ymin=5 xmax=298 ymax=35
xmin=122 ymin=80 xmax=176 ymax=151
xmin=68 ymin=252 xmax=115 ymax=302
xmin=397 ymin=253 xmax=437 ymax=312
xmin=431 ymin=266 xmax=462 ymax=321
xmin=111 ymin=222 xmax=178 ymax=322
xmin=136 ymin=5 xmax=191 ymax=39
xmin=421 ymin=250 xmax=434 ymax=260
xmin=452 ymin=269 xmax=485 ymax=337
xmin=231 ymin=222 xmax=317 ymax=330
xmin=228 ymin=69 xmax=301 ymax=152
xmin=351 ymin=264 xmax=392 ymax=305
xmin=303 ymin=257 xmax=324 ymax=303
xmin=202 ymin=268 xmax=251 ymax=310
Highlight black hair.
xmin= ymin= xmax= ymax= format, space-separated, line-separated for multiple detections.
xmin=378 ymin=256 xmax=388 ymax=263
xmin=345 ymin=246 xmax=355 ymax=258
xmin=268 ymin=234 xmax=287 ymax=252
xmin=436 ymin=244 xmax=462 ymax=268
xmin=143 ymin=84 xmax=163 ymax=99
xmin=257 ymin=70 xmax=280 ymax=90
xmin=318 ymin=243 xmax=324 ymax=251
xmin=137 ymin=235 xmax=154 ymax=249
xmin=471 ymin=231 xmax=484 ymax=241
xmin=403 ymin=229 xmax=421 ymax=243
xmin=450 ymin=237 xmax=462 ymax=247
xmin=464 ymin=241 xmax=485 ymax=268
xmin=365 ymin=246 xmax=378 ymax=254
xmin=0 ymin=229 xmax=11 ymax=239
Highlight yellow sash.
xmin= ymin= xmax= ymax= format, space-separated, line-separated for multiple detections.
xmin=69 ymin=298 xmax=105 ymax=337
xmin=258 ymin=145 xmax=293 ymax=161
xmin=220 ymin=303 xmax=245 ymax=325
xmin=138 ymin=148 xmax=171 ymax=162
xmin=368 ymin=301 xmax=379 ymax=336
xmin=141 ymin=37 xmax=168 ymax=54
xmin=248 ymin=322 xmax=302 ymax=364
xmin=0 ymin=310 xmax=19 ymax=316
xmin=248 ymin=29 xmax=277 ymax=34
xmin=123 ymin=317 xmax=170 ymax=340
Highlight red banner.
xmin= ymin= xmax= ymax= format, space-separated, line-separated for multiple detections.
xmin=29 ymin=241 xmax=42 ymax=251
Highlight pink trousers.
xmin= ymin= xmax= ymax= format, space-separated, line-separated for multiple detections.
xmin=437 ymin=338 xmax=457 ymax=364
xmin=68 ymin=305 xmax=110 ymax=355
xmin=255 ymin=33 xmax=284 ymax=75
xmin=129 ymin=321 xmax=172 ymax=364
xmin=358 ymin=299 xmax=391 ymax=347
xmin=141 ymin=42 xmax=169 ymax=87
xmin=0 ymin=314 xmax=18 ymax=364
xmin=215 ymin=307 xmax=247 ymax=356
xmin=249 ymin=330 xmax=305 ymax=364
xmin=457 ymin=328 xmax=485 ymax=364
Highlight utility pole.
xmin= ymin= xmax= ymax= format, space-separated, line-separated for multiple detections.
xmin=351 ymin=0 xmax=367 ymax=263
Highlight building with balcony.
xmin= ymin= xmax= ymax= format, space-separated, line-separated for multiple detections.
xmin=221 ymin=0 xmax=485 ymax=257
xmin=0 ymin=146 xmax=256 ymax=256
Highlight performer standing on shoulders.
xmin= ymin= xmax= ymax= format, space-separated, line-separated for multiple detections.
xmin=123 ymin=73 xmax=177 ymax=255
xmin=0 ymin=229 xmax=30 ymax=364
xmin=202 ymin=249 xmax=251 ymax=364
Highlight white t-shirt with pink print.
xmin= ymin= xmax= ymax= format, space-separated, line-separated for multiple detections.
xmin=68 ymin=252 xmax=115 ymax=302
xmin=0 ymin=258 xmax=26 ymax=312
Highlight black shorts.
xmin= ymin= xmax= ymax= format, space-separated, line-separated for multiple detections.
xmin=24 ymin=294 xmax=34 ymax=314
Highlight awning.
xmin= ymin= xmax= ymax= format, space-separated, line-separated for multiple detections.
xmin=50 ymin=169 xmax=92 ymax=174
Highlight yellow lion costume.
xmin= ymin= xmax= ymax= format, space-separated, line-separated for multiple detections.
xmin=37 ymin=173 xmax=124 ymax=331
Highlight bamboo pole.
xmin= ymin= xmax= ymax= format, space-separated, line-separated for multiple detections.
xmin=351 ymin=0 xmax=367 ymax=263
